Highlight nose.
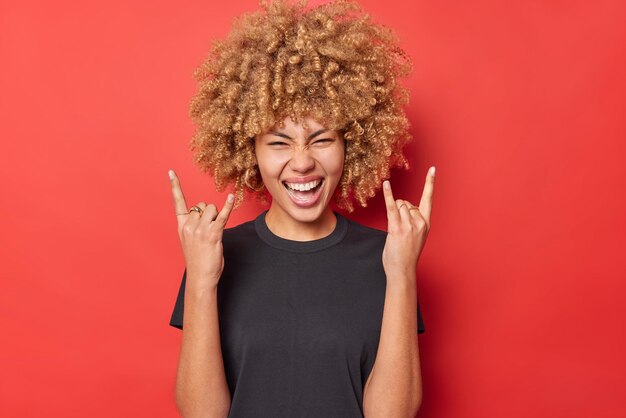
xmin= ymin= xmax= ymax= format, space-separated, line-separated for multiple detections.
xmin=288 ymin=144 xmax=316 ymax=173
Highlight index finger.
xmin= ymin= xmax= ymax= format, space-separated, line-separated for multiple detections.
xmin=169 ymin=169 xmax=189 ymax=224
xmin=418 ymin=166 xmax=435 ymax=223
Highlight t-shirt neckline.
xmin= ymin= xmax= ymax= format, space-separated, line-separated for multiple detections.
xmin=254 ymin=209 xmax=348 ymax=253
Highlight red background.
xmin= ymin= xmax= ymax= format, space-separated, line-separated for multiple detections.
xmin=1 ymin=0 xmax=625 ymax=417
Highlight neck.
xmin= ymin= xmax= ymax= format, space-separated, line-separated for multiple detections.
xmin=264 ymin=205 xmax=337 ymax=241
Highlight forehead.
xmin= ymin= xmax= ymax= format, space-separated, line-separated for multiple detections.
xmin=273 ymin=115 xmax=329 ymax=131
xmin=255 ymin=111 xmax=345 ymax=141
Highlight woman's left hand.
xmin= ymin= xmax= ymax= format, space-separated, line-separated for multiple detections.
xmin=382 ymin=166 xmax=435 ymax=283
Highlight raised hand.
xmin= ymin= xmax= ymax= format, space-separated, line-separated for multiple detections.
xmin=169 ymin=169 xmax=235 ymax=291
xmin=381 ymin=167 xmax=435 ymax=283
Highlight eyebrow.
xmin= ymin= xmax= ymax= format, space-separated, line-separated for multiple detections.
xmin=268 ymin=128 xmax=330 ymax=141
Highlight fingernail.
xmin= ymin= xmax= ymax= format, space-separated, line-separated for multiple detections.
xmin=227 ymin=194 xmax=234 ymax=203
xmin=168 ymin=169 xmax=175 ymax=180
xmin=430 ymin=166 xmax=436 ymax=177
xmin=383 ymin=181 xmax=389 ymax=190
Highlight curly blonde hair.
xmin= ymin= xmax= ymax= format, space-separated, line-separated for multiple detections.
xmin=188 ymin=0 xmax=413 ymax=212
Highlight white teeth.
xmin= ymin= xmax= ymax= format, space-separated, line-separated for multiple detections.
xmin=284 ymin=179 xmax=321 ymax=191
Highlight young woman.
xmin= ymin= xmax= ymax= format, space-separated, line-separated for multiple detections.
xmin=168 ymin=1 xmax=435 ymax=417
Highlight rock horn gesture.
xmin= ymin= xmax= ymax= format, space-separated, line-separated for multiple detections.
xmin=382 ymin=166 xmax=435 ymax=283
xmin=168 ymin=169 xmax=235 ymax=291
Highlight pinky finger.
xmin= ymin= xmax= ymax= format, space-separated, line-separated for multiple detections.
xmin=214 ymin=193 xmax=235 ymax=228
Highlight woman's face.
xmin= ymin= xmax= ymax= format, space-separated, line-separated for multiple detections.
xmin=254 ymin=115 xmax=345 ymax=223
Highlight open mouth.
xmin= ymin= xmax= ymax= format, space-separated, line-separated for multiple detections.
xmin=282 ymin=178 xmax=325 ymax=207
xmin=282 ymin=179 xmax=324 ymax=193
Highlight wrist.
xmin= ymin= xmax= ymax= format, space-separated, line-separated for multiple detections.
xmin=185 ymin=273 xmax=220 ymax=295
xmin=384 ymin=269 xmax=417 ymax=287
xmin=384 ymin=264 xmax=416 ymax=279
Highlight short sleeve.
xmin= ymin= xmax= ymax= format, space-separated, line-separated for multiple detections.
xmin=417 ymin=300 xmax=426 ymax=334
xmin=169 ymin=269 xmax=187 ymax=330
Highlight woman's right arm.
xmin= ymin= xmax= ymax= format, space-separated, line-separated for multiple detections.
xmin=168 ymin=169 xmax=235 ymax=418
xmin=176 ymin=282 xmax=231 ymax=418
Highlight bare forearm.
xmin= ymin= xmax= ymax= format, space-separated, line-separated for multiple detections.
xmin=363 ymin=278 xmax=422 ymax=418
xmin=175 ymin=281 xmax=231 ymax=418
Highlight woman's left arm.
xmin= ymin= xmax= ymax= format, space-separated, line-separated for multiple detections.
xmin=363 ymin=167 xmax=435 ymax=418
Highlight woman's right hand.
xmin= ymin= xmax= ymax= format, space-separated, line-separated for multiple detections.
xmin=169 ymin=169 xmax=235 ymax=291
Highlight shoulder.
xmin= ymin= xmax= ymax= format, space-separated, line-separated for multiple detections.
xmin=223 ymin=217 xmax=256 ymax=238
xmin=224 ymin=217 xmax=255 ymax=235
xmin=342 ymin=215 xmax=387 ymax=248
xmin=344 ymin=214 xmax=387 ymax=236
xmin=220 ymin=218 xmax=267 ymax=264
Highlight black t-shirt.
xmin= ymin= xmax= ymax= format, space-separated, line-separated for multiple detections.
xmin=170 ymin=209 xmax=425 ymax=417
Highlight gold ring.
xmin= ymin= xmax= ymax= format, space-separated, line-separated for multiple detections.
xmin=188 ymin=206 xmax=203 ymax=216
xmin=409 ymin=207 xmax=420 ymax=211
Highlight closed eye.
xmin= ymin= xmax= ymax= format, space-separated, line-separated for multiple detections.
xmin=269 ymin=139 xmax=333 ymax=146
